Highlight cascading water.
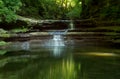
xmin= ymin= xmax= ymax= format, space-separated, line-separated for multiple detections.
xmin=52 ymin=35 xmax=65 ymax=46
xmin=45 ymin=34 xmax=65 ymax=46
xmin=69 ymin=20 xmax=74 ymax=30
xmin=44 ymin=30 xmax=67 ymax=57
xmin=45 ymin=30 xmax=68 ymax=47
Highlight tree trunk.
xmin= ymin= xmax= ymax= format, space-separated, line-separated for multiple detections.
xmin=81 ymin=0 xmax=86 ymax=19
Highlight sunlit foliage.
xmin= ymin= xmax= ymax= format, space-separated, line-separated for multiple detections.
xmin=0 ymin=0 xmax=120 ymax=21
xmin=20 ymin=0 xmax=82 ymax=19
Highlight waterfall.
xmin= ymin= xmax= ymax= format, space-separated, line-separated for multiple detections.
xmin=45 ymin=34 xmax=65 ymax=46
xmin=44 ymin=30 xmax=68 ymax=46
xmin=52 ymin=35 xmax=65 ymax=46
xmin=69 ymin=20 xmax=74 ymax=30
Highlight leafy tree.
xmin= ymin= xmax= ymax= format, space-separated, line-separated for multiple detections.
xmin=20 ymin=0 xmax=82 ymax=19
xmin=66 ymin=0 xmax=82 ymax=19
xmin=81 ymin=0 xmax=120 ymax=20
xmin=0 ymin=0 xmax=22 ymax=22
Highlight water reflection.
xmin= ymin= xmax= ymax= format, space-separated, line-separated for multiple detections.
xmin=53 ymin=46 xmax=63 ymax=57
xmin=0 ymin=50 xmax=78 ymax=79
xmin=46 ymin=57 xmax=77 ymax=79
xmin=0 ymin=45 xmax=120 ymax=79
xmin=75 ymin=52 xmax=119 ymax=57
xmin=10 ymin=41 xmax=30 ymax=51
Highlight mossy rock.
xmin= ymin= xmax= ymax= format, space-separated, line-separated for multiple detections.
xmin=0 ymin=50 xmax=7 ymax=55
xmin=0 ymin=41 xmax=9 ymax=46
xmin=0 ymin=29 xmax=7 ymax=34
xmin=0 ymin=29 xmax=10 ymax=37
xmin=0 ymin=34 xmax=10 ymax=37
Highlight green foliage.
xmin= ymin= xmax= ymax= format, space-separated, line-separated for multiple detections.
xmin=20 ymin=0 xmax=82 ymax=19
xmin=40 ymin=0 xmax=61 ymax=19
xmin=82 ymin=0 xmax=120 ymax=20
xmin=0 ymin=0 xmax=22 ymax=22
xmin=0 ymin=0 xmax=119 ymax=21
xmin=66 ymin=1 xmax=82 ymax=19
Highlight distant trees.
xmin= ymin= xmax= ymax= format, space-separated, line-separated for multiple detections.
xmin=100 ymin=0 xmax=120 ymax=20
xmin=0 ymin=0 xmax=120 ymax=21
xmin=81 ymin=0 xmax=120 ymax=20
xmin=20 ymin=0 xmax=82 ymax=19
xmin=0 ymin=0 xmax=22 ymax=22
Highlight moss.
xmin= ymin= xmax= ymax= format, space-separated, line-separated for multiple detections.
xmin=0 ymin=41 xmax=10 ymax=46
xmin=0 ymin=29 xmax=10 ymax=37
xmin=87 ymin=26 xmax=120 ymax=32
xmin=0 ymin=34 xmax=10 ymax=37
xmin=112 ymin=40 xmax=120 ymax=43
xmin=0 ymin=29 xmax=7 ymax=33
xmin=97 ymin=26 xmax=120 ymax=31
xmin=104 ymin=32 xmax=118 ymax=36
xmin=0 ymin=50 xmax=7 ymax=55
xmin=10 ymin=28 xmax=28 ymax=33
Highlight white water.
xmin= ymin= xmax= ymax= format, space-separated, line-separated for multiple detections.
xmin=53 ymin=35 xmax=65 ymax=46
xmin=69 ymin=20 xmax=74 ymax=30
xmin=44 ymin=34 xmax=65 ymax=46
xmin=43 ymin=34 xmax=65 ymax=57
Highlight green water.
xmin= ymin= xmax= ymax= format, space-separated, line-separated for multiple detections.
xmin=0 ymin=45 xmax=120 ymax=79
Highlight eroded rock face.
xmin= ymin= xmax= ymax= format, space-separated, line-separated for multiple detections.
xmin=74 ymin=20 xmax=97 ymax=28
xmin=32 ymin=22 xmax=68 ymax=31
xmin=0 ymin=20 xmax=27 ymax=30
